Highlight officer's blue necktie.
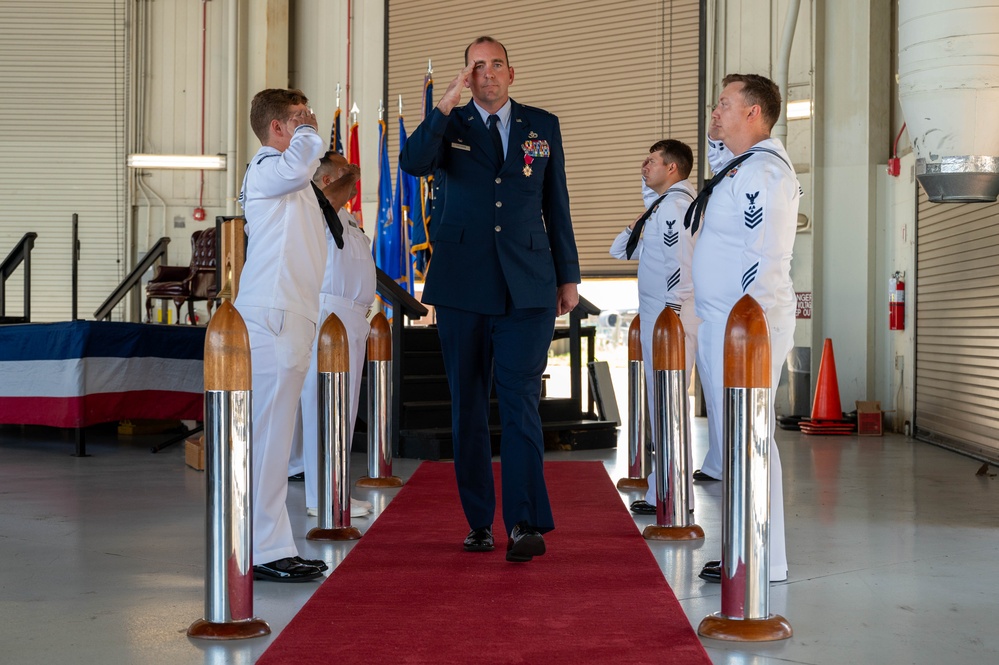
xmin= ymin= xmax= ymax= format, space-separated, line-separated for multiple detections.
xmin=488 ymin=114 xmax=505 ymax=166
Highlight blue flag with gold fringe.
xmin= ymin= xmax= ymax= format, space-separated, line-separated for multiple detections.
xmin=410 ymin=70 xmax=434 ymax=281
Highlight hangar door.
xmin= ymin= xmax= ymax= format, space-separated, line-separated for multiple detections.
xmin=915 ymin=190 xmax=999 ymax=463
xmin=387 ymin=0 xmax=702 ymax=277
xmin=0 ymin=0 xmax=126 ymax=322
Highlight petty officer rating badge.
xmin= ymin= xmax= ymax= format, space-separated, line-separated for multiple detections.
xmin=663 ymin=219 xmax=678 ymax=247
xmin=744 ymin=191 xmax=763 ymax=229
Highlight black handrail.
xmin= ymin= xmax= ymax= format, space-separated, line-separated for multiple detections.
xmin=93 ymin=237 xmax=171 ymax=321
xmin=375 ymin=268 xmax=428 ymax=321
xmin=0 ymin=232 xmax=38 ymax=324
xmin=568 ymin=295 xmax=600 ymax=413
xmin=375 ymin=269 xmax=429 ymax=455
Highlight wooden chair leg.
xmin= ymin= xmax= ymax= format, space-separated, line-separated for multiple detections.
xmin=173 ymin=299 xmax=184 ymax=325
xmin=187 ymin=300 xmax=196 ymax=325
xmin=145 ymin=297 xmax=153 ymax=323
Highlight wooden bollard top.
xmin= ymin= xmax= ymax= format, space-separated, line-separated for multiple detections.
xmin=628 ymin=314 xmax=642 ymax=361
xmin=724 ymin=294 xmax=771 ymax=388
xmin=367 ymin=312 xmax=391 ymax=361
xmin=203 ymin=300 xmax=251 ymax=391
xmin=318 ymin=311 xmax=349 ymax=374
xmin=651 ymin=307 xmax=685 ymax=371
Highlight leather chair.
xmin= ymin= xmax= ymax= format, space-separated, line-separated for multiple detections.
xmin=145 ymin=228 xmax=217 ymax=324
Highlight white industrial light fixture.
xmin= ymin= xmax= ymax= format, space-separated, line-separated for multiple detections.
xmin=126 ymin=154 xmax=227 ymax=170
xmin=786 ymin=100 xmax=812 ymax=120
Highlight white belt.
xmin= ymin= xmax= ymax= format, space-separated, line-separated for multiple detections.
xmin=321 ymin=293 xmax=372 ymax=317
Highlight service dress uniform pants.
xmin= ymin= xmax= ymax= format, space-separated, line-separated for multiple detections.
xmin=435 ymin=304 xmax=556 ymax=537
xmin=240 ymin=305 xmax=315 ymax=564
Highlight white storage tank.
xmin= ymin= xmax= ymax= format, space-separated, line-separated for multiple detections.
xmin=898 ymin=1 xmax=999 ymax=202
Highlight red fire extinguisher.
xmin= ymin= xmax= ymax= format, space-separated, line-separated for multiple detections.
xmin=889 ymin=271 xmax=905 ymax=331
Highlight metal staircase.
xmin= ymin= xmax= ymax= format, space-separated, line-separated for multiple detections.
xmin=357 ymin=295 xmax=619 ymax=461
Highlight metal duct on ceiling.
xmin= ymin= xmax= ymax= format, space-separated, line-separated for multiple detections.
xmin=898 ymin=1 xmax=999 ymax=203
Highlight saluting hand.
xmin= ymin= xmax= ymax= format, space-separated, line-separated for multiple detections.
xmin=323 ymin=163 xmax=361 ymax=210
xmin=288 ymin=107 xmax=318 ymax=131
xmin=436 ymin=62 xmax=474 ymax=115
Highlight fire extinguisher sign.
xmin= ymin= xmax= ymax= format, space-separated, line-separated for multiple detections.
xmin=795 ymin=292 xmax=812 ymax=319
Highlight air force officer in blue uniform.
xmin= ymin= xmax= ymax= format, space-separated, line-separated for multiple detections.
xmin=401 ymin=36 xmax=580 ymax=563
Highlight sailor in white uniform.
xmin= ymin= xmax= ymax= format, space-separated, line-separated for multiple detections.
xmin=689 ymin=74 xmax=798 ymax=583
xmin=609 ymin=140 xmax=699 ymax=513
xmin=235 ymin=89 xmax=328 ymax=582
xmin=292 ymin=152 xmax=376 ymax=518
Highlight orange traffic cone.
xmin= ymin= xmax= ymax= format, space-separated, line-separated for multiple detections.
xmin=811 ymin=338 xmax=842 ymax=421
xmin=800 ymin=338 xmax=855 ymax=435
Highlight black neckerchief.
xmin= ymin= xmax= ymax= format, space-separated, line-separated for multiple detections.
xmin=310 ymin=181 xmax=345 ymax=249
xmin=683 ymin=152 xmax=752 ymax=235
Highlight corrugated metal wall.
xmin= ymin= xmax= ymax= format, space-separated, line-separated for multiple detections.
xmin=387 ymin=0 xmax=702 ymax=278
xmin=0 ymin=0 xmax=126 ymax=322
xmin=131 ymin=0 xmax=230 ymax=316
xmin=915 ymin=189 xmax=999 ymax=462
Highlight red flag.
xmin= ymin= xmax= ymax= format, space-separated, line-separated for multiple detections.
xmin=346 ymin=118 xmax=362 ymax=226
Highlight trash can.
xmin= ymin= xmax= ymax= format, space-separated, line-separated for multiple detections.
xmin=786 ymin=346 xmax=811 ymax=417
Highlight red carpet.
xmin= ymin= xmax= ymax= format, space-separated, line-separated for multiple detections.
xmin=258 ymin=462 xmax=711 ymax=664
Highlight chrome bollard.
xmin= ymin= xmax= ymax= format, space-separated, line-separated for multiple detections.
xmin=357 ymin=312 xmax=403 ymax=488
xmin=698 ymin=294 xmax=792 ymax=642
xmin=643 ymin=307 xmax=703 ymax=541
xmin=188 ymin=299 xmax=269 ymax=640
xmin=307 ymin=311 xmax=361 ymax=541
xmin=617 ymin=314 xmax=648 ymax=491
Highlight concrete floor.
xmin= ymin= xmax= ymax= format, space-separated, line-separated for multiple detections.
xmin=0 ymin=418 xmax=996 ymax=664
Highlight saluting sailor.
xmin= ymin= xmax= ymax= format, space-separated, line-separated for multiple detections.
xmin=687 ymin=73 xmax=799 ymax=584
xmin=609 ymin=139 xmax=700 ymax=515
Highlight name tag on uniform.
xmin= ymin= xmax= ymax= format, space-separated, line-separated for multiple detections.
xmin=451 ymin=142 xmax=471 ymax=151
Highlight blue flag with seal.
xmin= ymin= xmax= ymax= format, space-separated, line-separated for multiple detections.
xmin=394 ymin=112 xmax=419 ymax=295
xmin=375 ymin=116 xmax=405 ymax=287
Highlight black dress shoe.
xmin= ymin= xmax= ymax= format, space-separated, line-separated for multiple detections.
xmin=506 ymin=523 xmax=546 ymax=562
xmin=630 ymin=499 xmax=657 ymax=515
xmin=288 ymin=472 xmax=305 ymax=482
xmin=253 ymin=557 xmax=323 ymax=582
xmin=294 ymin=555 xmax=329 ymax=572
xmin=463 ymin=526 xmax=495 ymax=552
xmin=699 ymin=563 xmax=721 ymax=583
xmin=692 ymin=469 xmax=720 ymax=482
xmin=699 ymin=561 xmax=786 ymax=584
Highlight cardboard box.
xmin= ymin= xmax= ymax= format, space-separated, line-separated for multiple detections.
xmin=185 ymin=434 xmax=205 ymax=470
xmin=856 ymin=401 xmax=883 ymax=437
